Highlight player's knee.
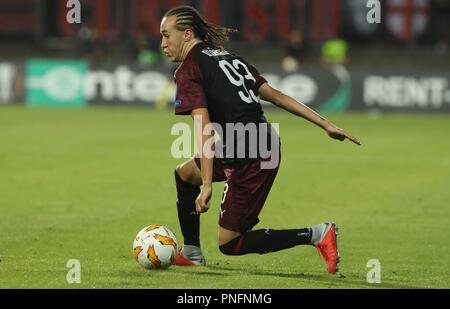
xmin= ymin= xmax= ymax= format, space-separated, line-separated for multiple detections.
xmin=175 ymin=164 xmax=184 ymax=179
xmin=176 ymin=161 xmax=190 ymax=176
xmin=175 ymin=160 xmax=201 ymax=186
xmin=175 ymin=164 xmax=190 ymax=184
xmin=219 ymin=240 xmax=236 ymax=256
xmin=218 ymin=235 xmax=242 ymax=256
xmin=174 ymin=165 xmax=185 ymax=186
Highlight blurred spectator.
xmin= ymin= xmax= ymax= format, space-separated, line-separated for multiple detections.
xmin=77 ymin=26 xmax=105 ymax=64
xmin=319 ymin=38 xmax=352 ymax=113
xmin=431 ymin=0 xmax=450 ymax=53
xmin=281 ymin=31 xmax=307 ymax=73
xmin=132 ymin=29 xmax=162 ymax=66
xmin=320 ymin=38 xmax=349 ymax=65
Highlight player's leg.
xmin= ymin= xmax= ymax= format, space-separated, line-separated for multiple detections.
xmin=216 ymin=159 xmax=314 ymax=254
xmin=218 ymin=224 xmax=339 ymax=271
xmin=174 ymin=157 xmax=227 ymax=266
xmin=218 ymin=226 xmax=313 ymax=255
xmin=216 ymin=159 xmax=340 ymax=273
xmin=175 ymin=158 xmax=201 ymax=246
xmin=218 ymin=227 xmax=241 ymax=246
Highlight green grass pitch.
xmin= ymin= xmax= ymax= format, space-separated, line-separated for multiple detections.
xmin=1 ymin=105 xmax=449 ymax=288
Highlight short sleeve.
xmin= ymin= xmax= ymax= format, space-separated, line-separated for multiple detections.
xmin=174 ymin=60 xmax=208 ymax=115
xmin=249 ymin=64 xmax=267 ymax=91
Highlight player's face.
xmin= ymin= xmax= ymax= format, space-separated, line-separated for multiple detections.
xmin=160 ymin=16 xmax=185 ymax=63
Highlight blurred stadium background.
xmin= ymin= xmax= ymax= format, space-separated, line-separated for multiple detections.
xmin=1 ymin=0 xmax=450 ymax=289
xmin=1 ymin=0 xmax=449 ymax=111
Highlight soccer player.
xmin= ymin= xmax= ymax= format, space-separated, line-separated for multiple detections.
xmin=161 ymin=6 xmax=361 ymax=274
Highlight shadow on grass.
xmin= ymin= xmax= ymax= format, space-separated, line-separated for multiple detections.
xmin=116 ymin=267 xmax=228 ymax=278
xmin=171 ymin=268 xmax=228 ymax=277
xmin=114 ymin=265 xmax=423 ymax=289
xmin=206 ymin=265 xmax=423 ymax=289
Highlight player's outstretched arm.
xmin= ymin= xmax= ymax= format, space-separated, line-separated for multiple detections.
xmin=259 ymin=83 xmax=362 ymax=146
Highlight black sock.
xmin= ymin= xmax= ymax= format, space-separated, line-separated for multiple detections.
xmin=175 ymin=170 xmax=200 ymax=247
xmin=219 ymin=228 xmax=312 ymax=256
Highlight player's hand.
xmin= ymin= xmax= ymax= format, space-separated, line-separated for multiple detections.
xmin=196 ymin=184 xmax=212 ymax=214
xmin=325 ymin=124 xmax=362 ymax=146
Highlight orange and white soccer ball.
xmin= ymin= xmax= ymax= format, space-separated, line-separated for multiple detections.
xmin=133 ymin=224 xmax=179 ymax=269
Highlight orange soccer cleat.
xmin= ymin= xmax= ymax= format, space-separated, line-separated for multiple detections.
xmin=315 ymin=222 xmax=340 ymax=274
xmin=173 ymin=247 xmax=206 ymax=267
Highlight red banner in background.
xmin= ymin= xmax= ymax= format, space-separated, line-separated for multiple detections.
xmin=0 ymin=0 xmax=437 ymax=44
xmin=0 ymin=0 xmax=37 ymax=36
xmin=242 ymin=0 xmax=341 ymax=43
xmin=52 ymin=0 xmax=344 ymax=43
xmin=58 ymin=0 xmax=126 ymax=39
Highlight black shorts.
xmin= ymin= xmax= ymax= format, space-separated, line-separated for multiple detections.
xmin=194 ymin=152 xmax=280 ymax=233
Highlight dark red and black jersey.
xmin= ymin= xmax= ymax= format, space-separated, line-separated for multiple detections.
xmin=174 ymin=43 xmax=277 ymax=165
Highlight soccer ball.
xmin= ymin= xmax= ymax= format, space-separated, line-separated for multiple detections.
xmin=133 ymin=224 xmax=179 ymax=269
